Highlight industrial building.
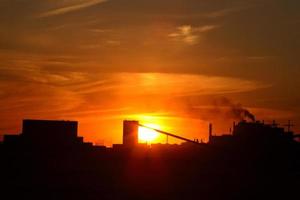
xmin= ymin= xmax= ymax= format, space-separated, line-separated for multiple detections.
xmin=3 ymin=119 xmax=91 ymax=150
xmin=209 ymin=120 xmax=297 ymax=145
xmin=122 ymin=120 xmax=139 ymax=147
xmin=0 ymin=119 xmax=299 ymax=200
xmin=2 ymin=119 xmax=299 ymax=151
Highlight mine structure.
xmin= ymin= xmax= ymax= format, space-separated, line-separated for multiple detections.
xmin=1 ymin=119 xmax=299 ymax=151
xmin=1 ymin=119 xmax=299 ymax=200
xmin=2 ymin=119 xmax=93 ymax=151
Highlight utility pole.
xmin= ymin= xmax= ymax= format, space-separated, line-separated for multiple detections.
xmin=272 ymin=120 xmax=279 ymax=127
xmin=284 ymin=120 xmax=294 ymax=132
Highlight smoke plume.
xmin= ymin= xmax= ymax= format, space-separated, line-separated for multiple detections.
xmin=215 ymin=97 xmax=256 ymax=122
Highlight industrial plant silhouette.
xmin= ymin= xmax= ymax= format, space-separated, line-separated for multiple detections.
xmin=1 ymin=119 xmax=299 ymax=200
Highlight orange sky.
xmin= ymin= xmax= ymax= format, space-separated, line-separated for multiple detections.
xmin=0 ymin=0 xmax=299 ymax=146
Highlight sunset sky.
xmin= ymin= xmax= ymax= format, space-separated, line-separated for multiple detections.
xmin=0 ymin=0 xmax=299 ymax=146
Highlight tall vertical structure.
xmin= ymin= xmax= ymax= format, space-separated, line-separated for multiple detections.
xmin=123 ymin=120 xmax=139 ymax=147
xmin=209 ymin=123 xmax=213 ymax=142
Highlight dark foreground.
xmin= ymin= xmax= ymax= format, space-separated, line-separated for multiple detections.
xmin=1 ymin=142 xmax=299 ymax=200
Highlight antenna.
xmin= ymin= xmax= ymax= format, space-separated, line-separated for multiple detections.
xmin=272 ymin=120 xmax=279 ymax=127
xmin=284 ymin=120 xmax=294 ymax=132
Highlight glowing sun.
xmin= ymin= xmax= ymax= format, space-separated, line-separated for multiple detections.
xmin=138 ymin=124 xmax=160 ymax=143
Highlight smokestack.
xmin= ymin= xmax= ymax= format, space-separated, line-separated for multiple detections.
xmin=231 ymin=121 xmax=236 ymax=135
xmin=209 ymin=123 xmax=213 ymax=142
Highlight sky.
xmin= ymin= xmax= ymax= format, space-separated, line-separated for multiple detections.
xmin=0 ymin=0 xmax=299 ymax=146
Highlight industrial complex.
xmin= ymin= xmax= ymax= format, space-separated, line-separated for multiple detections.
xmin=1 ymin=118 xmax=299 ymax=150
xmin=0 ymin=118 xmax=299 ymax=200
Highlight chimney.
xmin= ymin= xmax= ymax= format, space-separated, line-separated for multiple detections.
xmin=233 ymin=121 xmax=236 ymax=131
xmin=209 ymin=123 xmax=213 ymax=142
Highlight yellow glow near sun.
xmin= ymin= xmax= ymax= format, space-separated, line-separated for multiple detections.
xmin=138 ymin=123 xmax=160 ymax=143
xmin=124 ymin=114 xmax=168 ymax=143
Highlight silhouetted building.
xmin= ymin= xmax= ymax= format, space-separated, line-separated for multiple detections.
xmin=3 ymin=135 xmax=20 ymax=146
xmin=209 ymin=120 xmax=296 ymax=145
xmin=208 ymin=123 xmax=233 ymax=145
xmin=0 ymin=118 xmax=299 ymax=200
xmin=233 ymin=120 xmax=294 ymax=142
xmin=3 ymin=119 xmax=92 ymax=150
xmin=22 ymin=119 xmax=78 ymax=145
xmin=123 ymin=120 xmax=138 ymax=147
xmin=209 ymin=134 xmax=233 ymax=145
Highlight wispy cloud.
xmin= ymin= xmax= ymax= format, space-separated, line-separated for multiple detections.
xmin=38 ymin=0 xmax=108 ymax=18
xmin=203 ymin=3 xmax=255 ymax=18
xmin=89 ymin=28 xmax=113 ymax=33
xmin=168 ymin=25 xmax=219 ymax=45
xmin=204 ymin=7 xmax=242 ymax=18
xmin=109 ymin=72 xmax=271 ymax=97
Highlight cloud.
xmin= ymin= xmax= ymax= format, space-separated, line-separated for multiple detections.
xmin=105 ymin=40 xmax=121 ymax=46
xmin=168 ymin=25 xmax=219 ymax=45
xmin=38 ymin=0 xmax=108 ymax=17
xmin=104 ymin=72 xmax=271 ymax=97
xmin=89 ymin=28 xmax=113 ymax=33
xmin=204 ymin=6 xmax=249 ymax=18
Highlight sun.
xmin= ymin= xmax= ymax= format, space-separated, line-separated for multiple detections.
xmin=138 ymin=123 xmax=160 ymax=144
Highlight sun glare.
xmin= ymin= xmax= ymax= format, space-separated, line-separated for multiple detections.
xmin=138 ymin=123 xmax=160 ymax=144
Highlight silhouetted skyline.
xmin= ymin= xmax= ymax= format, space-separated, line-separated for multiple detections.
xmin=3 ymin=118 xmax=299 ymax=148
xmin=1 ymin=118 xmax=299 ymax=200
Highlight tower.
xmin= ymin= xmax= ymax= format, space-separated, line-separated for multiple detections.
xmin=209 ymin=123 xmax=213 ymax=142
xmin=123 ymin=120 xmax=139 ymax=147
